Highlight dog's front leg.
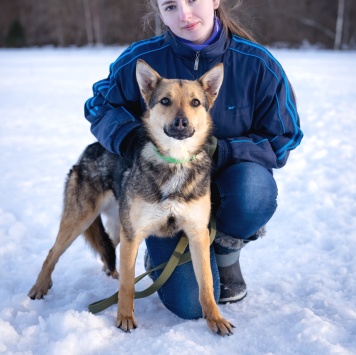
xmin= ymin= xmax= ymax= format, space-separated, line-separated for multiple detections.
xmin=188 ymin=228 xmax=234 ymax=336
xmin=116 ymin=229 xmax=140 ymax=332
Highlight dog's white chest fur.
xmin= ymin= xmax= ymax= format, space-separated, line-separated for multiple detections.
xmin=160 ymin=169 xmax=187 ymax=199
xmin=130 ymin=197 xmax=182 ymax=237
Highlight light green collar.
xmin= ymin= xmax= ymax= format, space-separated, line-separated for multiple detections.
xmin=154 ymin=146 xmax=196 ymax=164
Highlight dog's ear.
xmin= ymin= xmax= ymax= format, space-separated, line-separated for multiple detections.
xmin=199 ymin=63 xmax=224 ymax=108
xmin=136 ymin=59 xmax=162 ymax=103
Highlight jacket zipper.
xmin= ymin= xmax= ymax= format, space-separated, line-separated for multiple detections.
xmin=194 ymin=52 xmax=200 ymax=71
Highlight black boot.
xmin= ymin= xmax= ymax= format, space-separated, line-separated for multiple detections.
xmin=217 ymin=249 xmax=247 ymax=304
xmin=214 ymin=227 xmax=265 ymax=303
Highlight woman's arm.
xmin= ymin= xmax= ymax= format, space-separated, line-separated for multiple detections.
xmin=84 ymin=59 xmax=142 ymax=156
xmin=214 ymin=67 xmax=303 ymax=171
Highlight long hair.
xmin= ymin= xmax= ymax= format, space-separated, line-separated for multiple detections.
xmin=143 ymin=0 xmax=256 ymax=42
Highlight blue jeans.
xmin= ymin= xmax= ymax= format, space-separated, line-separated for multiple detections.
xmin=145 ymin=162 xmax=278 ymax=319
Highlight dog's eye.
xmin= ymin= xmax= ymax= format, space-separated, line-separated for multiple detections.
xmin=160 ymin=97 xmax=171 ymax=106
xmin=191 ymin=99 xmax=201 ymax=107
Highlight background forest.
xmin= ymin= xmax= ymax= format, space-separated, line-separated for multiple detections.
xmin=1 ymin=0 xmax=355 ymax=49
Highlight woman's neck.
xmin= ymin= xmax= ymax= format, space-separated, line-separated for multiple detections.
xmin=177 ymin=17 xmax=221 ymax=51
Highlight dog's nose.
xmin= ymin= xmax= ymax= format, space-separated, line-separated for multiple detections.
xmin=173 ymin=117 xmax=189 ymax=131
xmin=164 ymin=115 xmax=194 ymax=140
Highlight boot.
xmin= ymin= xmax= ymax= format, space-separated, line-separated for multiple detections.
xmin=214 ymin=227 xmax=266 ymax=303
xmin=144 ymin=249 xmax=154 ymax=280
xmin=216 ymin=248 xmax=247 ymax=304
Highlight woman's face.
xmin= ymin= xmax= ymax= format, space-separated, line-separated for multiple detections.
xmin=157 ymin=0 xmax=219 ymax=44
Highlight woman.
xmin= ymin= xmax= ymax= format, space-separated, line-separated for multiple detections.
xmin=85 ymin=0 xmax=303 ymax=319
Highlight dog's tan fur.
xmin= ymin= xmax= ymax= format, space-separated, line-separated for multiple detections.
xmin=28 ymin=60 xmax=233 ymax=335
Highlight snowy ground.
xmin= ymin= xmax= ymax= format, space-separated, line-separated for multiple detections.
xmin=0 ymin=47 xmax=355 ymax=355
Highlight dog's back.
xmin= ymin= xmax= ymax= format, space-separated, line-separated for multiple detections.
xmin=66 ymin=142 xmax=127 ymax=200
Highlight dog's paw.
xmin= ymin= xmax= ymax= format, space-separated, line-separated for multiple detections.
xmin=102 ymin=266 xmax=119 ymax=279
xmin=206 ymin=317 xmax=235 ymax=336
xmin=28 ymin=280 xmax=53 ymax=300
xmin=104 ymin=268 xmax=119 ymax=279
xmin=116 ymin=314 xmax=138 ymax=333
xmin=110 ymin=269 xmax=119 ymax=279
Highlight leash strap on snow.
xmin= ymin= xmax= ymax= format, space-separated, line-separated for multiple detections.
xmin=88 ymin=218 xmax=216 ymax=314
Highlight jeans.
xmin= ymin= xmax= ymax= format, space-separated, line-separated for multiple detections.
xmin=145 ymin=162 xmax=278 ymax=319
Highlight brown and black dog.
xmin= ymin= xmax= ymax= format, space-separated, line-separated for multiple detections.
xmin=28 ymin=59 xmax=233 ymax=335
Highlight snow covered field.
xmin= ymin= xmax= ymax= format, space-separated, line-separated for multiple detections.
xmin=0 ymin=47 xmax=355 ymax=354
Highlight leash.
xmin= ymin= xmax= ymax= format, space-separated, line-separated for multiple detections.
xmin=88 ymin=218 xmax=216 ymax=314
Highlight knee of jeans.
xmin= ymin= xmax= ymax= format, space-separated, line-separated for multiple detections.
xmin=214 ymin=162 xmax=278 ymax=238
xmin=157 ymin=288 xmax=220 ymax=320
xmin=158 ymin=288 xmax=203 ymax=320
xmin=156 ymin=271 xmax=202 ymax=319
xmin=240 ymin=180 xmax=277 ymax=216
xmin=216 ymin=162 xmax=277 ymax=211
xmin=155 ymin=259 xmax=220 ymax=320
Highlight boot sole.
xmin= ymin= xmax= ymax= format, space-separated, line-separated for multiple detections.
xmin=218 ymin=289 xmax=247 ymax=304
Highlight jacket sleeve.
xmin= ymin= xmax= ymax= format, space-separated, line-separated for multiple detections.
xmin=84 ymin=57 xmax=143 ymax=155
xmin=215 ymin=66 xmax=303 ymax=171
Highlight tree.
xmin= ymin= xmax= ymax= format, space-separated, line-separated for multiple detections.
xmin=82 ymin=0 xmax=94 ymax=45
xmin=334 ymin=0 xmax=345 ymax=49
xmin=5 ymin=20 xmax=26 ymax=47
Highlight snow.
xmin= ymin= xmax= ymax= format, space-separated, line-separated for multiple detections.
xmin=1 ymin=47 xmax=356 ymax=354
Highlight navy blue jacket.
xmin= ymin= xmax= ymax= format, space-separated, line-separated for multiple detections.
xmin=85 ymin=29 xmax=303 ymax=170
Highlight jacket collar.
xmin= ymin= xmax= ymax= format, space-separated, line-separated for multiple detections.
xmin=164 ymin=27 xmax=230 ymax=63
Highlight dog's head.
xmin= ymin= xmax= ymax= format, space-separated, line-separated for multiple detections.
xmin=136 ymin=59 xmax=223 ymax=156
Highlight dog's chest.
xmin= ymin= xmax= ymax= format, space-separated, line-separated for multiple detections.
xmin=159 ymin=169 xmax=187 ymax=200
xmin=123 ymin=156 xmax=211 ymax=239
xmin=136 ymin=160 xmax=203 ymax=203
xmin=131 ymin=196 xmax=193 ymax=238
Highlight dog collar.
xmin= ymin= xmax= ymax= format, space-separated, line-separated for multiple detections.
xmin=154 ymin=146 xmax=196 ymax=164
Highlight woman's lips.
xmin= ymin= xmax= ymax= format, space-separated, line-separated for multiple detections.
xmin=182 ymin=22 xmax=199 ymax=31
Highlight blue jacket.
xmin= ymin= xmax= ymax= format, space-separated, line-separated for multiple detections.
xmin=85 ymin=29 xmax=303 ymax=170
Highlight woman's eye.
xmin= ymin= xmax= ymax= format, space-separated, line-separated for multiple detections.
xmin=165 ymin=5 xmax=176 ymax=11
xmin=160 ymin=97 xmax=171 ymax=106
xmin=191 ymin=99 xmax=200 ymax=107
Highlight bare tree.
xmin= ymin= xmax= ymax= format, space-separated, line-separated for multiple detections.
xmin=334 ymin=0 xmax=345 ymax=49
xmin=279 ymin=10 xmax=335 ymax=41
xmin=91 ymin=0 xmax=103 ymax=45
xmin=82 ymin=0 xmax=94 ymax=44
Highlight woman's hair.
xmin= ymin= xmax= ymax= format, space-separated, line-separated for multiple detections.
xmin=143 ymin=0 xmax=256 ymax=42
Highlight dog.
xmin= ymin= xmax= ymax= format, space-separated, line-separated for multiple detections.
xmin=28 ymin=59 xmax=233 ymax=335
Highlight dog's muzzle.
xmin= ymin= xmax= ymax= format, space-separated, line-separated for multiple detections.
xmin=164 ymin=117 xmax=195 ymax=140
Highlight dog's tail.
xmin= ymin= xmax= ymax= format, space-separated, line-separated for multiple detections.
xmin=83 ymin=216 xmax=118 ymax=278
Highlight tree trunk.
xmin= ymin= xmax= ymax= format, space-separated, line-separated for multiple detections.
xmin=334 ymin=0 xmax=345 ymax=49
xmin=82 ymin=0 xmax=94 ymax=45
xmin=92 ymin=0 xmax=102 ymax=45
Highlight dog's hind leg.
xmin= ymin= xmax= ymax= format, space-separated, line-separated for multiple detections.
xmin=83 ymin=215 xmax=119 ymax=279
xmin=28 ymin=208 xmax=100 ymax=300
xmin=28 ymin=165 xmax=112 ymax=300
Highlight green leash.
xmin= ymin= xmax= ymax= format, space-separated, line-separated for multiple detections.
xmin=88 ymin=218 xmax=216 ymax=314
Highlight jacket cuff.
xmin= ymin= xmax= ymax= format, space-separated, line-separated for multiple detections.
xmin=215 ymin=139 xmax=232 ymax=170
xmin=114 ymin=122 xmax=141 ymax=156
